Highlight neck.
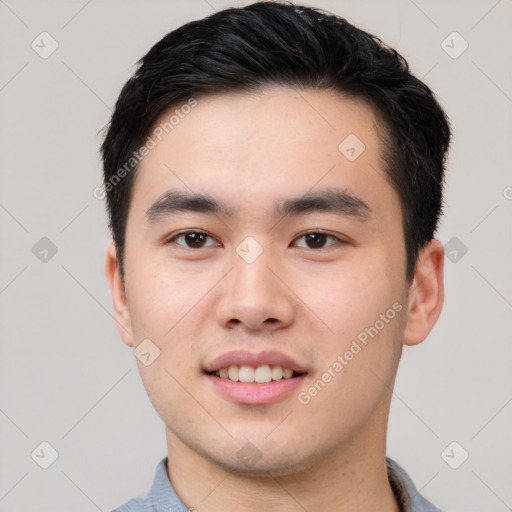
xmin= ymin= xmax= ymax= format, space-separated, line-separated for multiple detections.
xmin=165 ymin=396 xmax=399 ymax=512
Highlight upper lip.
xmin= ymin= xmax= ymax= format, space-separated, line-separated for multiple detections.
xmin=204 ymin=350 xmax=309 ymax=374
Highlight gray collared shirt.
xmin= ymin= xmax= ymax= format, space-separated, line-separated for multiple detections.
xmin=112 ymin=457 xmax=441 ymax=512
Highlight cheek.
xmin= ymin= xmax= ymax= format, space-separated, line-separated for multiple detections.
xmin=124 ymin=257 xmax=224 ymax=373
xmin=125 ymin=257 xmax=193 ymax=334
xmin=296 ymin=257 xmax=403 ymax=341
xmin=299 ymin=302 xmax=405 ymax=434
xmin=295 ymin=254 xmax=407 ymax=407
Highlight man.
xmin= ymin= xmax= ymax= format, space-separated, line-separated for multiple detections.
xmin=101 ymin=2 xmax=450 ymax=510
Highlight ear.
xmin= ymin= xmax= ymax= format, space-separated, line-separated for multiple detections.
xmin=105 ymin=243 xmax=135 ymax=347
xmin=403 ymin=239 xmax=444 ymax=346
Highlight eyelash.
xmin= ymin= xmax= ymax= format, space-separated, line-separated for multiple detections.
xmin=166 ymin=230 xmax=344 ymax=250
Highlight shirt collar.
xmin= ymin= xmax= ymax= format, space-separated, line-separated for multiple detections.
xmin=146 ymin=456 xmax=441 ymax=512
xmin=386 ymin=457 xmax=442 ymax=512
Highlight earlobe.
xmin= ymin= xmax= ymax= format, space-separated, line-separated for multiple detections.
xmin=403 ymin=239 xmax=444 ymax=346
xmin=105 ymin=243 xmax=135 ymax=347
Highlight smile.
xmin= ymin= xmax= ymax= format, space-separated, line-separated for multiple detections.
xmin=208 ymin=364 xmax=304 ymax=383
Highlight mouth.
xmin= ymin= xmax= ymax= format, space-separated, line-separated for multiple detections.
xmin=206 ymin=364 xmax=306 ymax=383
xmin=203 ymin=350 xmax=309 ymax=405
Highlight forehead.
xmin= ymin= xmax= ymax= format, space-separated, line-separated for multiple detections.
xmin=130 ymin=86 xmax=398 ymax=222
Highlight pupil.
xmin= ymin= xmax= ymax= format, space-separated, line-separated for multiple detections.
xmin=186 ymin=233 xmax=205 ymax=248
xmin=307 ymin=233 xmax=326 ymax=248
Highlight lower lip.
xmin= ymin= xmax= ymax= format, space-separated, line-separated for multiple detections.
xmin=205 ymin=373 xmax=307 ymax=405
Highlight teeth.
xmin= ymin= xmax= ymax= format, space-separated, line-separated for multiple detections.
xmin=214 ymin=364 xmax=297 ymax=383
xmin=228 ymin=365 xmax=239 ymax=382
xmin=254 ymin=365 xmax=271 ymax=383
xmin=239 ymin=365 xmax=255 ymax=383
xmin=271 ymin=366 xmax=283 ymax=381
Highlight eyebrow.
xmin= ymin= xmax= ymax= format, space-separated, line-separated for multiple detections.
xmin=146 ymin=188 xmax=371 ymax=223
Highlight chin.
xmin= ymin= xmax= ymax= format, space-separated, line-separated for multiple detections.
xmin=196 ymin=431 xmax=323 ymax=478
xmin=211 ymin=448 xmax=315 ymax=478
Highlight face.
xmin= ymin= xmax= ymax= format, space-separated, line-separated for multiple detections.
xmin=107 ymin=86 xmax=439 ymax=476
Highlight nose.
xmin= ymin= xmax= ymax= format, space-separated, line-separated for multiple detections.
xmin=214 ymin=247 xmax=296 ymax=332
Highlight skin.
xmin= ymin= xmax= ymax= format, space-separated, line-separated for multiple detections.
xmin=105 ymin=86 xmax=444 ymax=512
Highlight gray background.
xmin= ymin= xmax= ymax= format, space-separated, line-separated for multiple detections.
xmin=1 ymin=0 xmax=511 ymax=510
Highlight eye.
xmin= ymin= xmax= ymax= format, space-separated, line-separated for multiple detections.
xmin=293 ymin=231 xmax=342 ymax=249
xmin=168 ymin=231 xmax=220 ymax=249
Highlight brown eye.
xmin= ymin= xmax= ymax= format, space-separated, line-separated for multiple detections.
xmin=294 ymin=232 xmax=340 ymax=249
xmin=169 ymin=232 xmax=219 ymax=249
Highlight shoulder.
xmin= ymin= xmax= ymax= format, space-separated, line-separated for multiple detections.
xmin=110 ymin=457 xmax=189 ymax=512
xmin=387 ymin=457 xmax=443 ymax=512
xmin=111 ymin=495 xmax=152 ymax=512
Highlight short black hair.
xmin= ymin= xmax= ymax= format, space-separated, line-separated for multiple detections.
xmin=100 ymin=1 xmax=450 ymax=280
